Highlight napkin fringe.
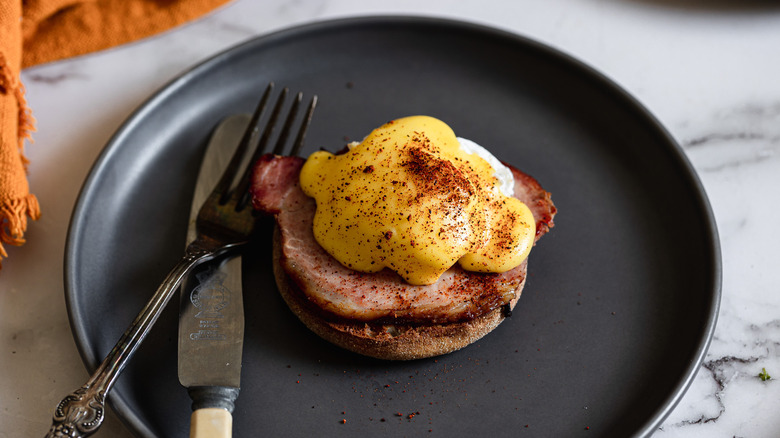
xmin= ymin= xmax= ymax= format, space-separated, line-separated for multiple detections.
xmin=1 ymin=52 xmax=39 ymax=269
xmin=1 ymin=192 xmax=41 ymax=255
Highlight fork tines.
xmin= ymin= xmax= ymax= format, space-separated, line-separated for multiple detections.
xmin=253 ymin=83 xmax=318 ymax=160
xmin=219 ymin=83 xmax=317 ymax=209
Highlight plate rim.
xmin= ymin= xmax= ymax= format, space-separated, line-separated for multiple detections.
xmin=64 ymin=15 xmax=722 ymax=438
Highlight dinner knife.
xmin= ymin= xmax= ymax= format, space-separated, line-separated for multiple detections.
xmin=178 ymin=114 xmax=249 ymax=437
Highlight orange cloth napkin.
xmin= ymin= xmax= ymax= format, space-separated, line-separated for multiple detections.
xmin=0 ymin=0 xmax=231 ymax=270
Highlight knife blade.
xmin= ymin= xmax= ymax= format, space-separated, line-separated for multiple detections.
xmin=178 ymin=114 xmax=250 ymax=437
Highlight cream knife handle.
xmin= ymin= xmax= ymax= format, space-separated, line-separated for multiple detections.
xmin=188 ymin=386 xmax=238 ymax=438
xmin=190 ymin=408 xmax=232 ymax=438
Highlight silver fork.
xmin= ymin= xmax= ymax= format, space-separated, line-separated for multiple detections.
xmin=46 ymin=83 xmax=317 ymax=438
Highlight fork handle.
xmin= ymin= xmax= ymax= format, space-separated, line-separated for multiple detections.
xmin=46 ymin=240 xmax=226 ymax=438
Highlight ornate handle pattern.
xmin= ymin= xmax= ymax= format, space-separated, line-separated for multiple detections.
xmin=46 ymin=239 xmax=229 ymax=437
xmin=47 ymin=387 xmax=105 ymax=438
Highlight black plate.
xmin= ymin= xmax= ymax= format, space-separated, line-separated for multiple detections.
xmin=65 ymin=16 xmax=720 ymax=438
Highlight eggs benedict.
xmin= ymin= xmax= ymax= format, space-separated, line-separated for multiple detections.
xmin=251 ymin=116 xmax=555 ymax=359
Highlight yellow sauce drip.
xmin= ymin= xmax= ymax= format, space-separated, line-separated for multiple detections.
xmin=299 ymin=116 xmax=535 ymax=285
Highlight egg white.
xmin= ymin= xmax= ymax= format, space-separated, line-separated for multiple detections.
xmin=457 ymin=137 xmax=515 ymax=197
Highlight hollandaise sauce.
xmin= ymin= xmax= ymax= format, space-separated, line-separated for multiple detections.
xmin=299 ymin=116 xmax=535 ymax=285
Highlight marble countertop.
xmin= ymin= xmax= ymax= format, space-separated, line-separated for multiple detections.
xmin=2 ymin=1 xmax=779 ymax=437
